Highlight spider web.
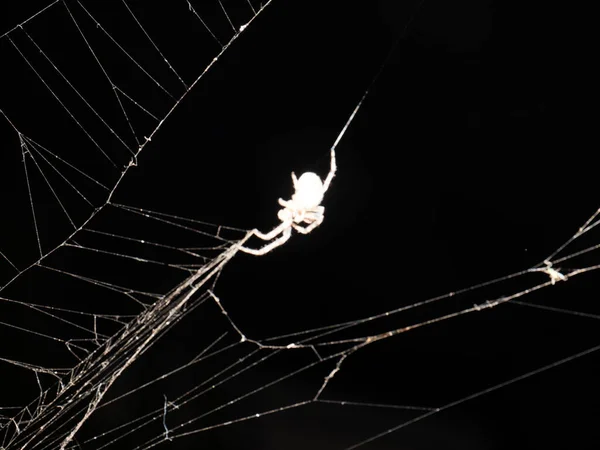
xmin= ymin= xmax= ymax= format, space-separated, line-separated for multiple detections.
xmin=0 ymin=1 xmax=597 ymax=449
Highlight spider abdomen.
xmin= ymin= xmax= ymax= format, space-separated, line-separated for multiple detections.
xmin=293 ymin=172 xmax=324 ymax=208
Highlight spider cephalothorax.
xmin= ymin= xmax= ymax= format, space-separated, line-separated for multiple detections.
xmin=239 ymin=149 xmax=336 ymax=255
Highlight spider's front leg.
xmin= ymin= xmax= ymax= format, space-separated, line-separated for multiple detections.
xmin=322 ymin=149 xmax=336 ymax=193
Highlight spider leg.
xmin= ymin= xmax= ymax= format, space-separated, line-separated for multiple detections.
xmin=294 ymin=206 xmax=323 ymax=225
xmin=278 ymin=198 xmax=292 ymax=208
xmin=293 ymin=214 xmax=323 ymax=234
xmin=251 ymin=218 xmax=292 ymax=241
xmin=239 ymin=226 xmax=292 ymax=255
xmin=322 ymin=149 xmax=337 ymax=193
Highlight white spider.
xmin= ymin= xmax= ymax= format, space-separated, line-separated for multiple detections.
xmin=533 ymin=260 xmax=567 ymax=285
xmin=239 ymin=149 xmax=337 ymax=255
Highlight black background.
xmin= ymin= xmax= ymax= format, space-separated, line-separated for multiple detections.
xmin=0 ymin=1 xmax=598 ymax=449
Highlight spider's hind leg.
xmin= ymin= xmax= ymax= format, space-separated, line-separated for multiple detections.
xmin=239 ymin=226 xmax=293 ymax=255
xmin=251 ymin=219 xmax=292 ymax=241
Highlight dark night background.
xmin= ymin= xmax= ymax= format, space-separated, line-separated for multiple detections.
xmin=0 ymin=1 xmax=598 ymax=449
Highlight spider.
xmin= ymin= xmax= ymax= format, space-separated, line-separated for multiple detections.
xmin=239 ymin=149 xmax=336 ymax=255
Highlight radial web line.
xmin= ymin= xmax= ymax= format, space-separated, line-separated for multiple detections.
xmin=76 ymin=1 xmax=176 ymax=101
xmin=0 ymin=250 xmax=18 ymax=272
xmin=25 ymin=145 xmax=77 ymax=228
xmin=186 ymin=0 xmax=223 ymax=47
xmin=0 ymin=0 xmax=59 ymax=40
xmin=25 ymin=135 xmax=110 ymax=190
xmin=20 ymin=136 xmax=44 ymax=257
xmin=27 ymin=139 xmax=96 ymax=208
xmin=245 ymin=0 xmax=257 ymax=15
xmin=20 ymin=28 xmax=134 ymax=155
xmin=217 ymin=0 xmax=238 ymax=33
xmin=7 ymin=35 xmax=118 ymax=166
xmin=120 ymin=0 xmax=188 ymax=90
xmin=62 ymin=0 xmax=139 ymax=154
xmin=114 ymin=86 xmax=161 ymax=121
